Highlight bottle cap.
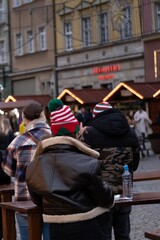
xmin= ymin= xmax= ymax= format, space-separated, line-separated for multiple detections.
xmin=123 ymin=165 xmax=129 ymax=171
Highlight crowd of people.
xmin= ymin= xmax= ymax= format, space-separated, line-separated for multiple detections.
xmin=0 ymin=98 xmax=155 ymax=240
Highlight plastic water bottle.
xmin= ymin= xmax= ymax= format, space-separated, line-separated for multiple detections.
xmin=122 ymin=164 xmax=133 ymax=199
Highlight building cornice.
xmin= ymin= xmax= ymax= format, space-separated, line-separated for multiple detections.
xmin=8 ymin=66 xmax=55 ymax=77
xmin=56 ymin=52 xmax=144 ymax=71
xmin=56 ymin=37 xmax=143 ymax=57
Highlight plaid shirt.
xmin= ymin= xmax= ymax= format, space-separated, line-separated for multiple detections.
xmin=2 ymin=120 xmax=51 ymax=201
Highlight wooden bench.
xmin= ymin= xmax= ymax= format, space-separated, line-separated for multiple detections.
xmin=0 ymin=201 xmax=42 ymax=240
xmin=115 ymin=192 xmax=160 ymax=206
xmin=0 ymin=183 xmax=14 ymax=202
xmin=133 ymin=170 xmax=160 ymax=182
xmin=145 ymin=230 xmax=160 ymax=239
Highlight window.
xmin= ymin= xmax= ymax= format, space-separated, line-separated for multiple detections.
xmin=82 ymin=85 xmax=92 ymax=89
xmin=64 ymin=22 xmax=72 ymax=51
xmin=99 ymin=12 xmax=108 ymax=43
xmin=27 ymin=30 xmax=34 ymax=53
xmin=39 ymin=27 xmax=47 ymax=51
xmin=101 ymin=83 xmax=113 ymax=90
xmin=16 ymin=33 xmax=23 ymax=56
xmin=13 ymin=0 xmax=21 ymax=7
xmin=121 ymin=6 xmax=131 ymax=39
xmin=0 ymin=0 xmax=3 ymax=23
xmin=154 ymin=50 xmax=160 ymax=79
xmin=24 ymin=0 xmax=32 ymax=3
xmin=0 ymin=40 xmax=5 ymax=63
xmin=82 ymin=17 xmax=91 ymax=47
xmin=156 ymin=3 xmax=160 ymax=31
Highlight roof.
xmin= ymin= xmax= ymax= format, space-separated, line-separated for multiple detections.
xmin=103 ymin=82 xmax=160 ymax=101
xmin=0 ymin=100 xmax=40 ymax=110
xmin=58 ymin=89 xmax=111 ymax=104
xmin=5 ymin=95 xmax=52 ymax=107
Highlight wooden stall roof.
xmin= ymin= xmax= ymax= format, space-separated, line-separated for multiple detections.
xmin=153 ymin=89 xmax=160 ymax=98
xmin=103 ymin=82 xmax=160 ymax=101
xmin=58 ymin=89 xmax=111 ymax=104
xmin=5 ymin=95 xmax=52 ymax=107
xmin=0 ymin=99 xmax=40 ymax=110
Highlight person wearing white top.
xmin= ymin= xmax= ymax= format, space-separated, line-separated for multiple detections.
xmin=134 ymin=107 xmax=153 ymax=157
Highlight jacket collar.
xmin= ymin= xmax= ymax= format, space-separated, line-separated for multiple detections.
xmin=41 ymin=136 xmax=99 ymax=159
xmin=26 ymin=119 xmax=50 ymax=132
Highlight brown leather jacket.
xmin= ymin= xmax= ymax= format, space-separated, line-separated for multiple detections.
xmin=26 ymin=136 xmax=114 ymax=223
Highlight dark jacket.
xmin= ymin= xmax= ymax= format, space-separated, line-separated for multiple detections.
xmin=0 ymin=130 xmax=15 ymax=185
xmin=26 ymin=136 xmax=114 ymax=223
xmin=80 ymin=109 xmax=140 ymax=194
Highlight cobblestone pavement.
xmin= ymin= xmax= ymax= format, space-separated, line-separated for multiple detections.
xmin=113 ymin=154 xmax=160 ymax=240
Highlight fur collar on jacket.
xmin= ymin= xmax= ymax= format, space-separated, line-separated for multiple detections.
xmin=35 ymin=136 xmax=100 ymax=159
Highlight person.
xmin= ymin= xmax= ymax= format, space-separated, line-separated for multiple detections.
xmin=0 ymin=116 xmax=15 ymax=152
xmin=1 ymin=103 xmax=51 ymax=240
xmin=125 ymin=110 xmax=135 ymax=129
xmin=26 ymin=99 xmax=114 ymax=240
xmin=78 ymin=102 xmax=140 ymax=240
xmin=18 ymin=114 xmax=27 ymax=134
xmin=19 ymin=120 xmax=26 ymax=134
xmin=0 ymin=117 xmax=14 ymax=183
xmin=134 ymin=106 xmax=153 ymax=157
xmin=0 ymin=117 xmax=15 ymax=239
xmin=75 ymin=105 xmax=91 ymax=126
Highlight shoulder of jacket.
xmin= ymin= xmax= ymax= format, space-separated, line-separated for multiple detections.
xmin=38 ymin=136 xmax=100 ymax=159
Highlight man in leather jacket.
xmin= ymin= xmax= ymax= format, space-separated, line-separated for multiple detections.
xmin=79 ymin=102 xmax=140 ymax=240
xmin=26 ymin=99 xmax=114 ymax=240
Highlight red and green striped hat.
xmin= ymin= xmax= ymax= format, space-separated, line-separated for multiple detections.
xmin=93 ymin=102 xmax=112 ymax=118
xmin=48 ymin=99 xmax=80 ymax=136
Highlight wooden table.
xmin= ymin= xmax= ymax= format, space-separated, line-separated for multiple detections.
xmin=0 ymin=191 xmax=160 ymax=240
xmin=0 ymin=201 xmax=42 ymax=240
xmin=115 ymin=192 xmax=160 ymax=206
xmin=0 ymin=183 xmax=14 ymax=202
xmin=145 ymin=230 xmax=160 ymax=239
xmin=133 ymin=170 xmax=160 ymax=182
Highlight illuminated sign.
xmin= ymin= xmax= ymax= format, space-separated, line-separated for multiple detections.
xmin=93 ymin=64 xmax=120 ymax=80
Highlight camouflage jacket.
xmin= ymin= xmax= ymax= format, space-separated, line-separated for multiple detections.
xmin=80 ymin=109 xmax=140 ymax=194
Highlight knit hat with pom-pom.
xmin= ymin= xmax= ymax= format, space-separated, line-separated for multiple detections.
xmin=48 ymin=99 xmax=80 ymax=136
xmin=92 ymin=102 xmax=112 ymax=118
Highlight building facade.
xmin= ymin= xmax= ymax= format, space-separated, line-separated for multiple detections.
xmin=8 ymin=0 xmax=55 ymax=97
xmin=142 ymin=0 xmax=160 ymax=82
xmin=2 ymin=0 xmax=160 ymax=101
xmin=54 ymin=0 xmax=145 ymax=96
xmin=0 ymin=0 xmax=11 ymax=100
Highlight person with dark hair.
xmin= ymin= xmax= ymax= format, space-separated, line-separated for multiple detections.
xmin=26 ymin=99 xmax=114 ymax=240
xmin=1 ymin=103 xmax=51 ymax=240
xmin=75 ymin=105 xmax=93 ymax=126
xmin=0 ymin=117 xmax=15 ymax=239
xmin=79 ymin=102 xmax=140 ymax=240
